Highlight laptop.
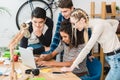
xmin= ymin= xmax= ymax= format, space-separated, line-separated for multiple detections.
xmin=19 ymin=47 xmax=37 ymax=69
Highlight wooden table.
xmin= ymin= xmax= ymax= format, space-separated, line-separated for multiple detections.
xmin=0 ymin=62 xmax=81 ymax=80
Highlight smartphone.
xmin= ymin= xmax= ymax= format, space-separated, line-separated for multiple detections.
xmin=52 ymin=72 xmax=64 ymax=74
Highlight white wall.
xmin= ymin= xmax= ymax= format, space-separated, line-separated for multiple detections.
xmin=0 ymin=0 xmax=25 ymax=47
xmin=73 ymin=0 xmax=120 ymax=15
xmin=0 ymin=0 xmax=120 ymax=47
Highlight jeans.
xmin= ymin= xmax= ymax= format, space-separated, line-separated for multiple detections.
xmin=28 ymin=43 xmax=42 ymax=49
xmin=80 ymin=75 xmax=91 ymax=80
xmin=105 ymin=52 xmax=120 ymax=80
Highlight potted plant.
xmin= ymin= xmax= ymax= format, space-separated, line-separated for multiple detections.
xmin=0 ymin=7 xmax=11 ymax=57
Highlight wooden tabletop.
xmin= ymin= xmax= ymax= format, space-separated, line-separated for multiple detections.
xmin=0 ymin=61 xmax=81 ymax=80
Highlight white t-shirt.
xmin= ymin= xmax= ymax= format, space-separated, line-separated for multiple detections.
xmin=28 ymin=24 xmax=48 ymax=45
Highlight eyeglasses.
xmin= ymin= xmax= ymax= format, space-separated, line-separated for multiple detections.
xmin=71 ymin=19 xmax=80 ymax=27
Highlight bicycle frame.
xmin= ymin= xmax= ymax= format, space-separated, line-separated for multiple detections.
xmin=28 ymin=0 xmax=34 ymax=11
xmin=27 ymin=0 xmax=55 ymax=11
xmin=16 ymin=0 xmax=57 ymax=29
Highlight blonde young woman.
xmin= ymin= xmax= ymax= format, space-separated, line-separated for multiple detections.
xmin=61 ymin=8 xmax=120 ymax=80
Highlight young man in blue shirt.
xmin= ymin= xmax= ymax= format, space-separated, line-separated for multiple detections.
xmin=49 ymin=0 xmax=74 ymax=60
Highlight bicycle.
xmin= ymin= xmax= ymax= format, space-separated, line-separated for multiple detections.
xmin=16 ymin=0 xmax=58 ymax=29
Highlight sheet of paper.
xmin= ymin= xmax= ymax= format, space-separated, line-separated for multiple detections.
xmin=40 ymin=68 xmax=51 ymax=73
xmin=0 ymin=67 xmax=11 ymax=75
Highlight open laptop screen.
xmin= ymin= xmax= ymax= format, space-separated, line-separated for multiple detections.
xmin=19 ymin=47 xmax=36 ymax=69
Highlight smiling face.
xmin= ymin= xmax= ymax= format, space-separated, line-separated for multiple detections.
xmin=60 ymin=31 xmax=70 ymax=44
xmin=70 ymin=8 xmax=89 ymax=31
xmin=70 ymin=17 xmax=86 ymax=31
xmin=31 ymin=17 xmax=46 ymax=30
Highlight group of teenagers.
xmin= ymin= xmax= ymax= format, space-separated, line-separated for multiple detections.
xmin=20 ymin=0 xmax=120 ymax=80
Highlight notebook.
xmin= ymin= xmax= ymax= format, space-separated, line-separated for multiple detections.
xmin=19 ymin=47 xmax=37 ymax=69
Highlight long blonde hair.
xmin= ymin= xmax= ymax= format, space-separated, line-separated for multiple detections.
xmin=70 ymin=8 xmax=89 ymax=25
xmin=71 ymin=8 xmax=89 ymax=43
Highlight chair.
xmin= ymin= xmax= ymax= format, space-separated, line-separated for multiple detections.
xmin=81 ymin=58 xmax=102 ymax=80
xmin=87 ymin=58 xmax=102 ymax=80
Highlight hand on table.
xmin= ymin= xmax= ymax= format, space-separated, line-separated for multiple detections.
xmin=34 ymin=54 xmax=48 ymax=62
xmin=34 ymin=57 xmax=42 ymax=62
xmin=60 ymin=67 xmax=73 ymax=72
xmin=36 ymin=61 xmax=53 ymax=67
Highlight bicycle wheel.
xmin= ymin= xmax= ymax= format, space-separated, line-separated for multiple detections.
xmin=16 ymin=0 xmax=53 ymax=29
